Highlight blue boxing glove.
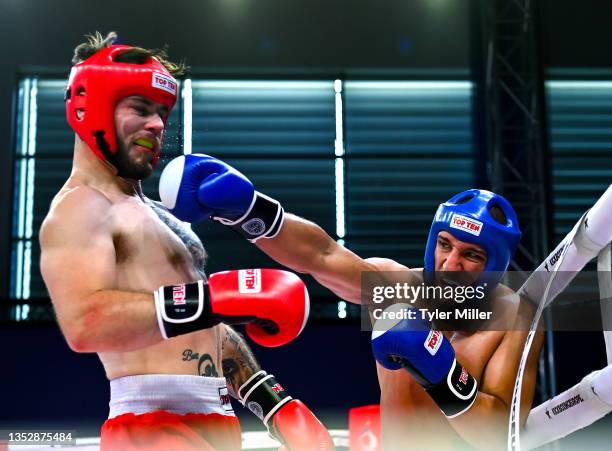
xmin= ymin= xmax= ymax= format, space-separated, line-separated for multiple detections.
xmin=371 ymin=303 xmax=478 ymax=418
xmin=158 ymin=154 xmax=284 ymax=242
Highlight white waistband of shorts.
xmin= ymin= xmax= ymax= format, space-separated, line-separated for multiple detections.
xmin=109 ymin=374 xmax=235 ymax=419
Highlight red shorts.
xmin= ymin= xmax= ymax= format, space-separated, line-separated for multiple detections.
xmin=101 ymin=410 xmax=241 ymax=451
xmin=102 ymin=374 xmax=241 ymax=451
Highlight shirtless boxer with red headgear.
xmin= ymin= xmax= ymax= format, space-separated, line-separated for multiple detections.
xmin=161 ymin=150 xmax=544 ymax=449
xmin=40 ymin=32 xmax=333 ymax=451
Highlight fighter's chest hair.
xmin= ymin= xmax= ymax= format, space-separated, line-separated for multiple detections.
xmin=148 ymin=201 xmax=225 ymax=374
xmin=146 ymin=199 xmax=207 ymax=277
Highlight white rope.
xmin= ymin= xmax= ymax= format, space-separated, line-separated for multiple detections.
xmin=599 ymin=243 xmax=612 ymax=363
xmin=509 ymin=184 xmax=612 ymax=451
xmin=522 ymin=366 xmax=612 ymax=449
xmin=519 ymin=244 xmax=612 ymax=450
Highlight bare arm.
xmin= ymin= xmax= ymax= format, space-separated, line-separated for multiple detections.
xmin=40 ymin=187 xmax=162 ymax=353
xmin=257 ymin=214 xmax=407 ymax=303
xmin=448 ymin=319 xmax=544 ymax=449
xmin=221 ymin=325 xmax=334 ymax=448
xmin=220 ymin=325 xmax=262 ymax=399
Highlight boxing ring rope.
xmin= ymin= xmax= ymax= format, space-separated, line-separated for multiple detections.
xmin=599 ymin=243 xmax=612 ymax=363
xmin=508 ymin=184 xmax=612 ymax=451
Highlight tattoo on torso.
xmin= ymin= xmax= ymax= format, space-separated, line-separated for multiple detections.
xmin=148 ymin=199 xmax=207 ymax=277
xmin=182 ymin=348 xmax=219 ymax=377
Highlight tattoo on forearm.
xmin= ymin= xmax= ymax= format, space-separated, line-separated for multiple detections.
xmin=181 ymin=348 xmax=219 ymax=377
xmin=221 ymin=327 xmax=261 ymax=398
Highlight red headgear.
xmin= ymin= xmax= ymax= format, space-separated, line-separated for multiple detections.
xmin=65 ymin=45 xmax=178 ymax=169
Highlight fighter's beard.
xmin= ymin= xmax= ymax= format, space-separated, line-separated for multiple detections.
xmin=112 ymin=140 xmax=155 ymax=180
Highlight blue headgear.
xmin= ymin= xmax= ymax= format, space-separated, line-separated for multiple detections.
xmin=423 ymin=189 xmax=521 ymax=289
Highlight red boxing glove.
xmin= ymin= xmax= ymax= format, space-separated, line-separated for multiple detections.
xmin=210 ymin=269 xmax=309 ymax=347
xmin=238 ymin=371 xmax=334 ymax=451
xmin=154 ymin=269 xmax=309 ymax=347
xmin=272 ymin=400 xmax=335 ymax=451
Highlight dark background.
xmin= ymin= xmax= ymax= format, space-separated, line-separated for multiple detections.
xmin=1 ymin=0 xmax=612 ymax=445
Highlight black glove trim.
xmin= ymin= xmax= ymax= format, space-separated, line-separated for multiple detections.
xmin=425 ymin=358 xmax=478 ymax=418
xmin=238 ymin=370 xmax=293 ymax=426
xmin=154 ymin=280 xmax=219 ymax=339
xmin=214 ymin=192 xmax=285 ymax=243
